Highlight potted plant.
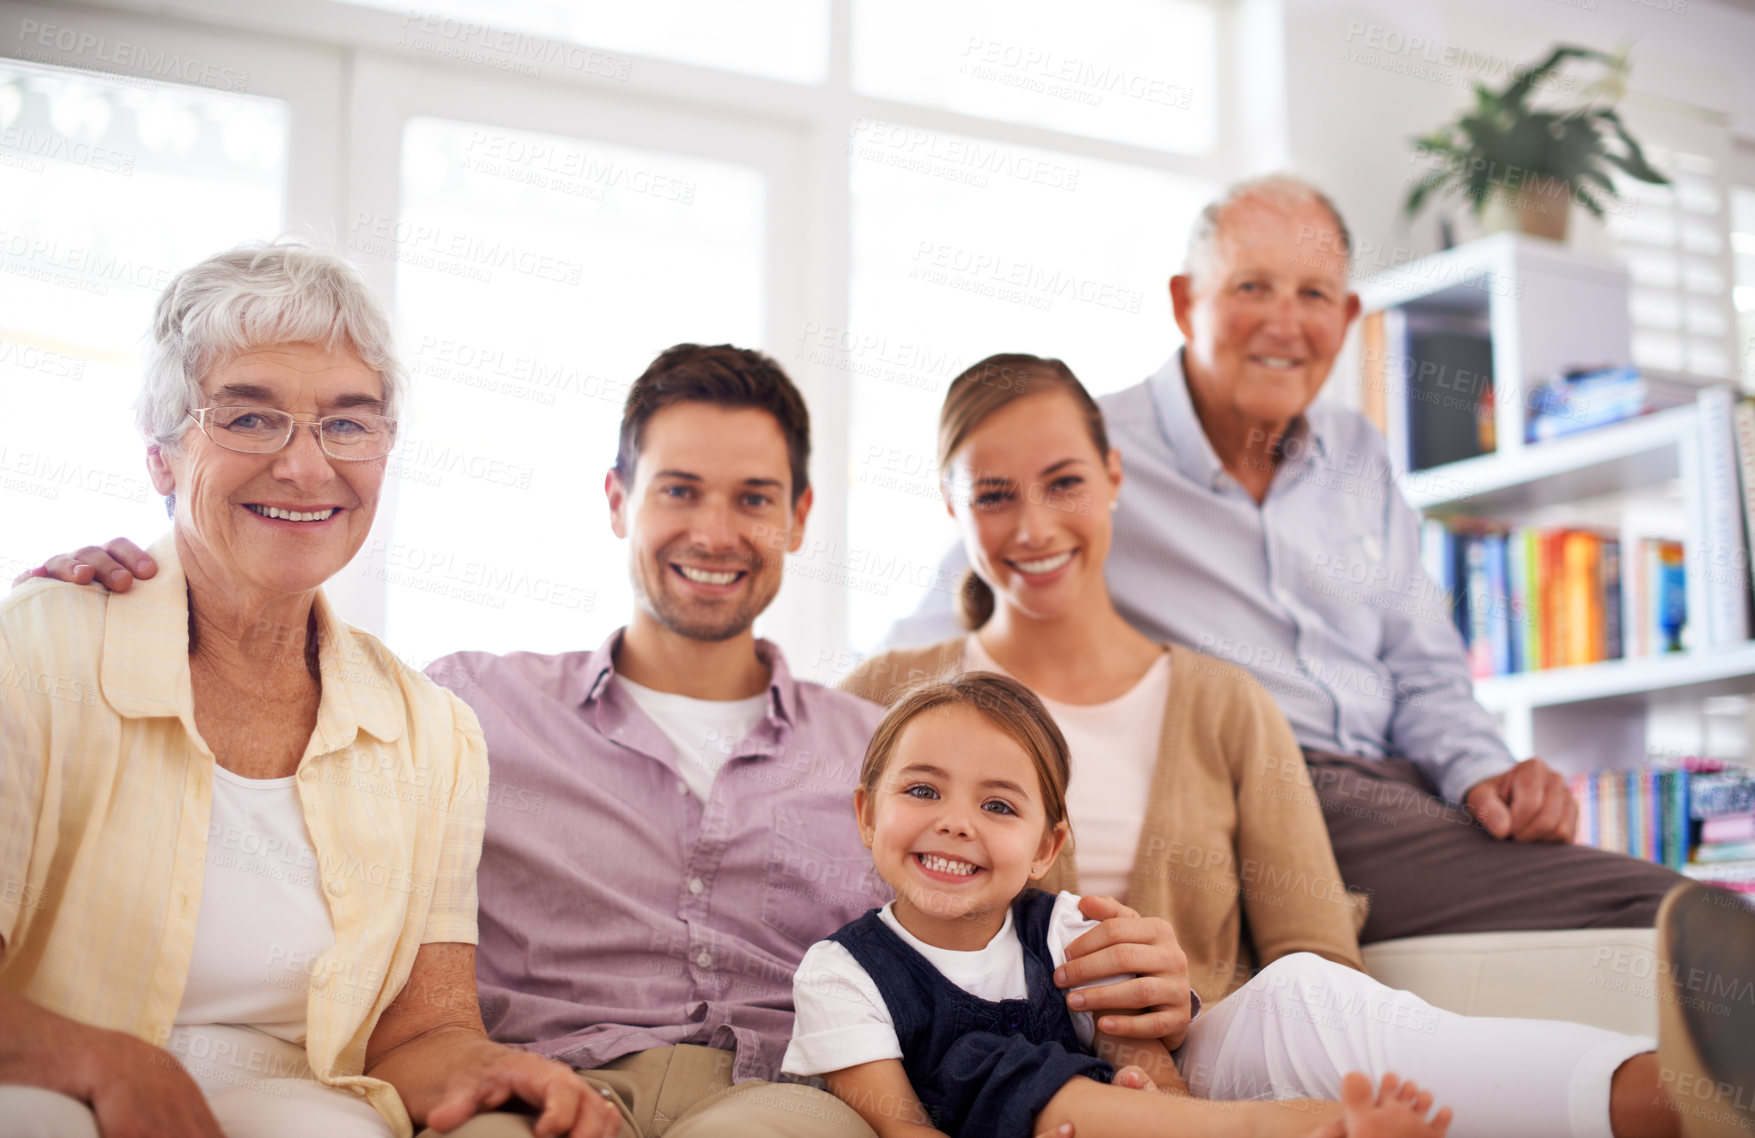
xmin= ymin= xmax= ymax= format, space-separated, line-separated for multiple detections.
xmin=1403 ymin=45 xmax=1669 ymax=243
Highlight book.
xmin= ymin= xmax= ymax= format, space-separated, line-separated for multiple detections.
xmin=1701 ymin=813 xmax=1755 ymax=844
xmin=1692 ymin=771 xmax=1755 ymax=819
xmin=1562 ymin=531 xmax=1599 ymax=666
xmin=1484 ymin=531 xmax=1513 ymax=676
xmin=1697 ymin=387 xmax=1749 ymax=645
xmin=1602 ymin=539 xmax=1622 ymax=663
xmin=1681 ymin=859 xmax=1755 ymax=888
xmin=1693 ymin=840 xmax=1755 ymax=863
xmin=1465 ymin=534 xmax=1493 ymax=680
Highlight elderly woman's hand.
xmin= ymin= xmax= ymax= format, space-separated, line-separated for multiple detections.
xmin=422 ymin=1045 xmax=622 ymax=1138
xmin=1054 ymin=895 xmax=1195 ymax=1051
xmin=84 ymin=1029 xmax=228 ymax=1138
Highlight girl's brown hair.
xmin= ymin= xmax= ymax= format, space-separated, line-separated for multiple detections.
xmin=937 ymin=353 xmax=1110 ymax=629
xmin=858 ymin=671 xmax=1071 ymax=838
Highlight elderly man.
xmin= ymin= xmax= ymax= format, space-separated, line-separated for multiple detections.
xmin=887 ymin=174 xmax=1682 ymax=945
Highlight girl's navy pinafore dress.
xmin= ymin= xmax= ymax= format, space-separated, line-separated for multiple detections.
xmin=827 ymin=889 xmax=1113 ymax=1138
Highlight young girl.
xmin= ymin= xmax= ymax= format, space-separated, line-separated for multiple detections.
xmin=782 ymin=671 xmax=1451 ymax=1138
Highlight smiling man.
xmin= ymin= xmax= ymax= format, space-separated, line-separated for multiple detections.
xmin=888 ymin=175 xmax=1682 ymax=949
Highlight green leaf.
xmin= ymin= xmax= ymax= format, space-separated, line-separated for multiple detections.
xmin=1597 ymin=109 xmax=1670 ymax=184
xmin=1500 ymin=45 xmax=1610 ymax=112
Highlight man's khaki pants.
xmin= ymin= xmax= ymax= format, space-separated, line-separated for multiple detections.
xmin=419 ymin=1045 xmax=875 ymax=1138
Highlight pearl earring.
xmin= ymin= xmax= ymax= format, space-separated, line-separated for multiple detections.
xmin=1109 ymin=500 xmax=1120 ymax=513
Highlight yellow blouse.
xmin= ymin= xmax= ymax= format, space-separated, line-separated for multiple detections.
xmin=0 ymin=535 xmax=488 ymax=1136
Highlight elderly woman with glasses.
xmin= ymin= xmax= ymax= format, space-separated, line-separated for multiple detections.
xmin=0 ymin=243 xmax=618 ymax=1138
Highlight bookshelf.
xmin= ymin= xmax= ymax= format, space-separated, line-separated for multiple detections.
xmin=1358 ymin=234 xmax=1752 ymax=773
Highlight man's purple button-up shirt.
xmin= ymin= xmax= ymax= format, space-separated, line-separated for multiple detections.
xmin=427 ymin=630 xmax=889 ymax=1083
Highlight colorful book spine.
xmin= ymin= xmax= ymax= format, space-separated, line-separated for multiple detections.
xmin=1438 ymin=521 xmax=1673 ymax=673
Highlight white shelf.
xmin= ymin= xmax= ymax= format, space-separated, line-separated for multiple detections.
xmin=1474 ymin=643 xmax=1755 ymax=712
xmin=1403 ymin=404 xmax=1695 ymax=514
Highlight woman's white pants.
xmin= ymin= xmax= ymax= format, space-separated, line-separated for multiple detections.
xmin=1177 ymin=952 xmax=1655 ymax=1138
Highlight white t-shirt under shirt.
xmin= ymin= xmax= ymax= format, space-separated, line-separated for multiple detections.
xmin=782 ymin=890 xmax=1122 ymax=1077
xmin=962 ymin=636 xmax=1170 ymax=902
xmin=617 ymin=675 xmax=770 ymax=802
xmin=173 ymin=765 xmax=336 ymax=1045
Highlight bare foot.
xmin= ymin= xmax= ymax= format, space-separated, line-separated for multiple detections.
xmin=1112 ymin=1066 xmax=1159 ymax=1093
xmin=1331 ymin=1071 xmax=1452 ymax=1138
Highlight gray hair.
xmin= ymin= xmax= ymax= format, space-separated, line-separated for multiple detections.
xmin=1184 ymin=173 xmax=1352 ymax=287
xmin=136 ymin=239 xmax=404 ymax=451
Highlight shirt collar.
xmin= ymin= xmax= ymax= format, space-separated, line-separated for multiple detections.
xmin=578 ymin=626 xmax=799 ymax=729
xmin=1146 ymin=349 xmax=1330 ymax=490
xmin=100 ymin=532 xmax=405 ymax=752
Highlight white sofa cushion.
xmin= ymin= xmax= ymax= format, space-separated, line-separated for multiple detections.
xmin=1362 ymin=929 xmax=1659 ymax=1038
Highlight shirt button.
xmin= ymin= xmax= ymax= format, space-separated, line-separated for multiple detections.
xmin=688 ymin=877 xmax=705 ymax=895
xmin=327 ymin=878 xmax=347 ymax=896
xmin=1274 ymin=587 xmax=1292 ymax=605
xmin=676 ymin=779 xmax=689 ymax=796
xmin=695 ymin=951 xmax=713 ymax=968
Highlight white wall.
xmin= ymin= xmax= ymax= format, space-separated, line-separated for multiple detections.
xmin=1272 ymin=0 xmax=1755 ymax=269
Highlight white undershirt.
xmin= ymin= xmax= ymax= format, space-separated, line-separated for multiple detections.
xmin=963 ymin=635 xmax=1170 ymax=902
xmin=782 ymin=890 xmax=1124 ymax=1077
xmin=617 ymin=675 xmax=769 ymax=803
xmin=173 ymin=766 xmax=336 ymax=1045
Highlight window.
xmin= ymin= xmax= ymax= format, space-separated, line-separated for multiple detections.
xmin=0 ymin=59 xmax=285 ymax=579
xmin=382 ymin=116 xmax=766 ymax=664
xmin=852 ymin=0 xmax=1216 ymax=153
xmin=1733 ymin=185 xmax=1755 ymax=388
xmin=843 ymin=123 xmax=1209 ymax=647
xmin=1601 ymin=102 xmax=1740 ymax=382
xmin=340 ymin=0 xmax=830 ymax=83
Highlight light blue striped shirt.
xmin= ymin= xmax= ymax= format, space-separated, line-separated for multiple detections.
xmin=882 ymin=351 xmax=1515 ymax=805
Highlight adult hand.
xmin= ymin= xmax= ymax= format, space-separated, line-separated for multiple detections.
xmin=422 ymin=1045 xmax=620 ymax=1138
xmin=81 ymin=1029 xmax=226 ymax=1138
xmin=1465 ymin=757 xmax=1577 ymax=843
xmin=13 ymin=537 xmax=155 ymax=592
xmin=1055 ymin=895 xmax=1194 ymax=1050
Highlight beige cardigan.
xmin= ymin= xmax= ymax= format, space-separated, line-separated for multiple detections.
xmin=840 ymin=639 xmax=1366 ymax=1008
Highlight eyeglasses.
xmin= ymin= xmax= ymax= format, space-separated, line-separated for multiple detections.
xmin=188 ymin=406 xmax=399 ymax=461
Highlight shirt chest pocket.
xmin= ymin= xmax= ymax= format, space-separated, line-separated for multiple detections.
xmin=1300 ymin=498 xmax=1390 ymax=644
xmin=761 ymin=804 xmax=886 ymax=948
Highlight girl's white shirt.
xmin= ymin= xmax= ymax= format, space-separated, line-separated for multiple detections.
xmin=781 ymin=890 xmax=1123 ymax=1077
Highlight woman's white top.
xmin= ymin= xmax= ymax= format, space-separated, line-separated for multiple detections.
xmin=617 ymin=675 xmax=769 ymax=803
xmin=172 ymin=765 xmax=336 ymax=1044
xmin=782 ymin=890 xmax=1124 ymax=1077
xmin=963 ymin=636 xmax=1171 ymax=902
